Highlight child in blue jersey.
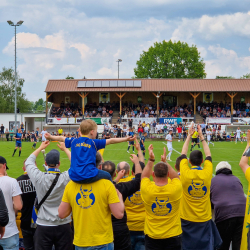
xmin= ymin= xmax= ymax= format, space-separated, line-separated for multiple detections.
xmin=12 ymin=128 xmax=23 ymax=157
xmin=45 ymin=119 xmax=135 ymax=183
xmin=127 ymin=128 xmax=135 ymax=153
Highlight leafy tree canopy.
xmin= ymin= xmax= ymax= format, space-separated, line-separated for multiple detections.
xmin=134 ymin=40 xmax=206 ymax=79
xmin=0 ymin=67 xmax=32 ymax=113
xmin=66 ymin=75 xmax=74 ymax=79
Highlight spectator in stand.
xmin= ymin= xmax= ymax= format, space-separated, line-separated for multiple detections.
xmin=5 ymin=128 xmax=9 ymax=142
xmin=0 ymin=188 xmax=9 ymax=240
xmin=25 ymin=142 xmax=73 ymax=250
xmin=9 ymin=128 xmax=14 ymax=141
xmin=141 ymin=145 xmax=182 ymax=250
xmin=17 ymin=159 xmax=37 ymax=250
xmin=211 ymin=161 xmax=246 ymax=250
xmin=138 ymin=125 xmax=144 ymax=138
xmin=0 ymin=156 xmax=22 ymax=250
xmin=0 ymin=124 xmax=4 ymax=139
xmin=179 ymin=124 xmax=222 ymax=250
xmin=58 ymin=161 xmax=124 ymax=250
xmin=177 ymin=125 xmax=182 ymax=140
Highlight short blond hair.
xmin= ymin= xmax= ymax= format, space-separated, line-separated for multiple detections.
xmin=80 ymin=119 xmax=97 ymax=135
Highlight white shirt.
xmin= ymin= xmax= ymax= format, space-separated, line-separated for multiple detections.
xmin=156 ymin=125 xmax=161 ymax=131
xmin=0 ymin=176 xmax=22 ymax=238
xmin=165 ymin=134 xmax=172 ymax=148
xmin=144 ymin=126 xmax=149 ymax=132
xmin=206 ymin=131 xmax=212 ymax=141
xmin=41 ymin=130 xmax=47 ymax=141
xmin=236 ymin=129 xmax=241 ymax=137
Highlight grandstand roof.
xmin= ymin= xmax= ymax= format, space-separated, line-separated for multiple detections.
xmin=45 ymin=79 xmax=250 ymax=92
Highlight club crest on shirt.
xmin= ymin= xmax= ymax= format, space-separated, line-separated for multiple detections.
xmin=75 ymin=185 xmax=95 ymax=209
xmin=128 ymin=190 xmax=143 ymax=205
xmin=151 ymin=197 xmax=172 ymax=216
xmin=188 ymin=180 xmax=207 ymax=198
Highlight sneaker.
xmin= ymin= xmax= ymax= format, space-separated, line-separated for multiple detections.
xmin=127 ymin=151 xmax=129 ymax=153
xmin=133 ymin=151 xmax=135 ymax=153
xmin=168 ymin=159 xmax=172 ymax=161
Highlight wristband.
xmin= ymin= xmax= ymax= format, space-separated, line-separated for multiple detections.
xmin=201 ymin=139 xmax=205 ymax=142
xmin=149 ymin=158 xmax=155 ymax=162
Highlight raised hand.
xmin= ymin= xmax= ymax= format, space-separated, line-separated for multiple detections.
xmin=134 ymin=138 xmax=140 ymax=151
xmin=39 ymin=141 xmax=50 ymax=150
xmin=44 ymin=133 xmax=52 ymax=140
xmin=161 ymin=147 xmax=167 ymax=162
xmin=188 ymin=122 xmax=195 ymax=136
xmin=197 ymin=124 xmax=203 ymax=137
xmin=57 ymin=142 xmax=66 ymax=151
xmin=127 ymin=136 xmax=136 ymax=142
xmin=130 ymin=154 xmax=139 ymax=164
xmin=148 ymin=144 xmax=155 ymax=159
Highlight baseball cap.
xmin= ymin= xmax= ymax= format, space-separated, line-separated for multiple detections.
xmin=0 ymin=156 xmax=9 ymax=170
xmin=45 ymin=149 xmax=60 ymax=166
xmin=215 ymin=161 xmax=231 ymax=173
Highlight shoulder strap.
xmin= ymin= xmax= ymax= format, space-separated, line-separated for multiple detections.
xmin=36 ymin=173 xmax=60 ymax=211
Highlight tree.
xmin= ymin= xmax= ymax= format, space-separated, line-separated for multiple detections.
xmin=216 ymin=76 xmax=235 ymax=79
xmin=66 ymin=75 xmax=74 ymax=79
xmin=0 ymin=67 xmax=32 ymax=113
xmin=240 ymin=73 xmax=250 ymax=79
xmin=134 ymin=40 xmax=206 ymax=79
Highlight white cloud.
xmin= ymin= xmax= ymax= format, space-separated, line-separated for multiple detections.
xmin=97 ymin=67 xmax=113 ymax=76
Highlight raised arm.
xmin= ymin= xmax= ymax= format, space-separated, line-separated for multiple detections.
xmin=181 ymin=123 xmax=194 ymax=155
xmin=106 ymin=136 xmax=135 ymax=145
xmin=32 ymin=141 xmax=50 ymax=158
xmin=197 ymin=125 xmax=211 ymax=157
xmin=130 ymin=154 xmax=142 ymax=174
xmin=161 ymin=147 xmax=179 ymax=179
xmin=134 ymin=138 xmax=144 ymax=163
xmin=57 ymin=142 xmax=71 ymax=161
xmin=45 ymin=133 xmax=66 ymax=142
xmin=142 ymin=144 xmax=154 ymax=179
xmin=239 ymin=130 xmax=250 ymax=174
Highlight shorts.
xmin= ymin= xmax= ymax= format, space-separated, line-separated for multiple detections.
xmin=168 ymin=147 xmax=173 ymax=152
xmin=192 ymin=138 xmax=198 ymax=143
xmin=140 ymin=145 xmax=145 ymax=151
xmin=129 ymin=141 xmax=134 ymax=145
xmin=0 ymin=131 xmax=4 ymax=134
xmin=16 ymin=142 xmax=22 ymax=147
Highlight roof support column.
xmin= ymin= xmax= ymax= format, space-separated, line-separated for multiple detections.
xmin=152 ymin=93 xmax=162 ymax=120
xmin=46 ymin=93 xmax=52 ymax=123
xmin=115 ymin=92 xmax=126 ymax=116
xmin=78 ymin=92 xmax=89 ymax=116
xmin=227 ymin=92 xmax=237 ymax=117
xmin=189 ymin=92 xmax=200 ymax=116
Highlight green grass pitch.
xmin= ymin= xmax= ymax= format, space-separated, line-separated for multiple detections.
xmin=1 ymin=139 xmax=249 ymax=193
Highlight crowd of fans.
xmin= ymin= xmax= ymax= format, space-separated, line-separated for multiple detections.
xmin=198 ymin=101 xmax=250 ymax=120
xmin=1 ymin=120 xmax=250 ymax=250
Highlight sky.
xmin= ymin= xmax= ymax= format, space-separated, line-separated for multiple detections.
xmin=1 ymin=0 xmax=250 ymax=102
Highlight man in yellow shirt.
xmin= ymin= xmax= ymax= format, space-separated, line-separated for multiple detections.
xmin=179 ymin=124 xmax=222 ymax=250
xmin=190 ymin=128 xmax=200 ymax=151
xmin=239 ymin=129 xmax=250 ymax=250
xmin=58 ymin=127 xmax=63 ymax=136
xmin=119 ymin=139 xmax=146 ymax=249
xmin=58 ymin=179 xmax=125 ymax=249
xmin=141 ymin=145 xmax=182 ymax=250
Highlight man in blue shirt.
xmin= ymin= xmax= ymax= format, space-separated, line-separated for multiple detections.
xmin=127 ymin=128 xmax=135 ymax=153
xmin=13 ymin=128 xmax=23 ymax=157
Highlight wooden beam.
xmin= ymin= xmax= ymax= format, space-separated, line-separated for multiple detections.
xmin=189 ymin=92 xmax=201 ymax=115
xmin=78 ymin=92 xmax=89 ymax=115
xmin=152 ymin=93 xmax=163 ymax=117
xmin=227 ymin=92 xmax=237 ymax=115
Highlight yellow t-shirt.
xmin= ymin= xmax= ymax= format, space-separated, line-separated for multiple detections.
xmin=240 ymin=167 xmax=250 ymax=250
xmin=58 ymin=129 xmax=63 ymax=135
xmin=192 ymin=131 xmax=199 ymax=139
xmin=141 ymin=178 xmax=182 ymax=239
xmin=118 ymin=175 xmax=131 ymax=183
xmin=180 ymin=158 xmax=212 ymax=222
xmin=62 ymin=180 xmax=120 ymax=247
xmin=122 ymin=175 xmax=145 ymax=231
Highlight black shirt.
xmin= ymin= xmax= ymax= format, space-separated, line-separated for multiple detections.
xmin=17 ymin=174 xmax=36 ymax=229
xmin=0 ymin=188 xmax=9 ymax=227
xmin=112 ymin=173 xmax=141 ymax=233
xmin=0 ymin=126 xmax=4 ymax=132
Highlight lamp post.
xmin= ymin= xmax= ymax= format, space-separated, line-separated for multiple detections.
xmin=7 ymin=20 xmax=24 ymax=132
xmin=116 ymin=59 xmax=122 ymax=79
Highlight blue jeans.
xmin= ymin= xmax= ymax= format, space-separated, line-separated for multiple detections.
xmin=130 ymin=231 xmax=145 ymax=250
xmin=74 ymin=170 xmax=112 ymax=184
xmin=0 ymin=233 xmax=19 ymax=250
xmin=75 ymin=242 xmax=114 ymax=250
xmin=178 ymin=133 xmax=182 ymax=139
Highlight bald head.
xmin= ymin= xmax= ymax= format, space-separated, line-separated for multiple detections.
xmin=117 ymin=161 xmax=130 ymax=175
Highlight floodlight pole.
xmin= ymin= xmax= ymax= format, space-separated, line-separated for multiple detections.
xmin=117 ymin=59 xmax=122 ymax=79
xmin=7 ymin=20 xmax=23 ymax=132
xmin=14 ymin=25 xmax=17 ymax=133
